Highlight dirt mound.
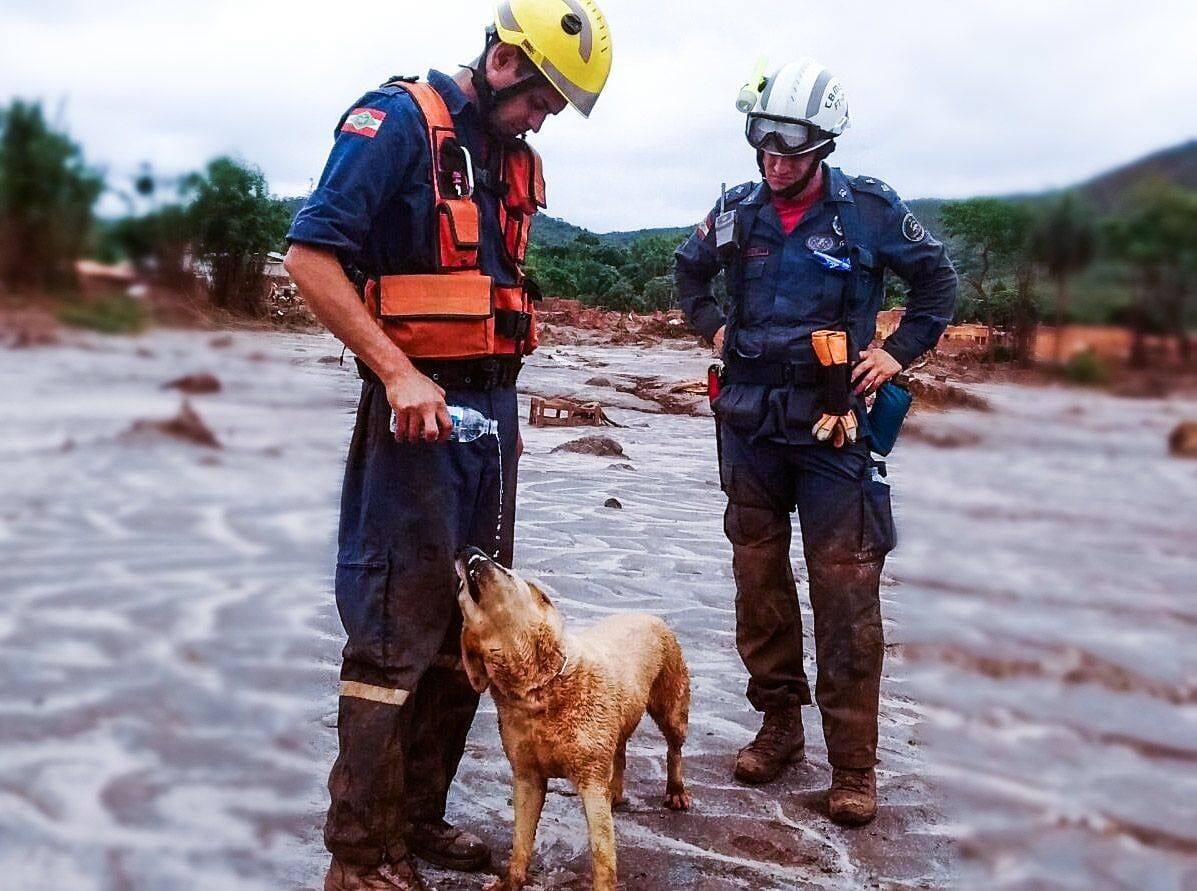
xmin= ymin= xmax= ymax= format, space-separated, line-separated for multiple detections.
xmin=123 ymin=399 xmax=221 ymax=448
xmin=1169 ymin=421 xmax=1197 ymax=458
xmin=551 ymin=435 xmax=625 ymax=457
xmin=163 ymin=373 xmax=222 ymax=395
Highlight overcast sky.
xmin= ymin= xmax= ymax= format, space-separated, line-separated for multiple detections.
xmin=3 ymin=0 xmax=1195 ymax=231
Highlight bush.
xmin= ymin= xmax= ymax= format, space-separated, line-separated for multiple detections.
xmin=1062 ymin=349 xmax=1110 ymax=385
xmin=57 ymin=294 xmax=150 ymax=334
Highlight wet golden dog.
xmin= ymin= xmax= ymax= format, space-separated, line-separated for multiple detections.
xmin=455 ymin=548 xmax=691 ymax=891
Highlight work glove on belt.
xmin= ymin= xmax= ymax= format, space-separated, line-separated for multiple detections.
xmin=811 ymin=330 xmax=858 ymax=448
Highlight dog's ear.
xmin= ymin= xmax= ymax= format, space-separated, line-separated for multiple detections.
xmin=460 ymin=629 xmax=490 ymax=694
xmin=525 ymin=579 xmax=554 ymax=608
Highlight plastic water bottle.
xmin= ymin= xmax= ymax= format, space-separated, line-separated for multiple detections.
xmin=389 ymin=405 xmax=498 ymax=443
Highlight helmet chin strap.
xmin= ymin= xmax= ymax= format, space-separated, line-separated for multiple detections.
xmin=758 ymin=141 xmax=836 ymax=199
xmin=467 ymin=30 xmax=548 ymax=143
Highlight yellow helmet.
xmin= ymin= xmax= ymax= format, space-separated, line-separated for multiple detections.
xmin=493 ymin=0 xmax=613 ymax=117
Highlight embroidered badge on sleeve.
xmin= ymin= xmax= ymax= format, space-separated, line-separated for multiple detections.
xmin=341 ymin=108 xmax=387 ymax=138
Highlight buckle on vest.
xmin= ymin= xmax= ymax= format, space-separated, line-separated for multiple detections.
xmin=494 ymin=309 xmax=532 ymax=341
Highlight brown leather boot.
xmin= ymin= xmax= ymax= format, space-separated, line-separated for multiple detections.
xmin=733 ymin=706 xmax=805 ymax=784
xmin=828 ymin=767 xmax=877 ymax=826
xmin=408 ymin=819 xmax=490 ymax=871
xmin=324 ymin=857 xmax=430 ymax=891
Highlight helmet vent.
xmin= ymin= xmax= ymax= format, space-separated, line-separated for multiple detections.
xmin=561 ymin=13 xmax=583 ymax=35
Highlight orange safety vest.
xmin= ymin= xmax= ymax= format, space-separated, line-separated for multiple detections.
xmin=362 ymin=79 xmax=546 ymax=361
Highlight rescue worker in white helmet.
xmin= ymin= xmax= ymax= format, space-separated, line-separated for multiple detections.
xmin=284 ymin=2 xmax=612 ymax=888
xmin=675 ymin=57 xmax=957 ymax=826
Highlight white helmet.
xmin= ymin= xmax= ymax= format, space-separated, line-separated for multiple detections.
xmin=745 ymin=58 xmax=850 ymax=155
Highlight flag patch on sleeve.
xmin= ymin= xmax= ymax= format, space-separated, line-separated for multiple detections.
xmin=341 ymin=108 xmax=387 ymax=138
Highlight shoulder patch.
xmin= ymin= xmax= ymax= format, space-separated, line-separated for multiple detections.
xmin=342 ymin=107 xmax=387 ymax=138
xmin=901 ymin=212 xmax=927 ymax=243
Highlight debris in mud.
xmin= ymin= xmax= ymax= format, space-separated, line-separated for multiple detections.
xmin=667 ymin=379 xmax=710 ymax=396
xmin=551 ymin=435 xmax=625 ymax=457
xmin=904 ymin=422 xmax=981 ymax=449
xmin=1 ymin=309 xmax=61 ymax=349
xmin=906 ymin=376 xmax=990 ymax=412
xmin=604 ymin=497 xmax=623 ymax=509
xmin=265 ymin=284 xmax=320 ymax=329
xmin=1169 ymin=421 xmax=1197 ymax=458
xmin=626 ymin=376 xmax=708 ymax=415
xmin=209 ymin=335 xmax=234 ymax=349
xmin=124 ymin=399 xmax=221 ymax=448
xmin=608 ymin=463 xmax=636 ymax=471
xmin=529 ymin=396 xmax=620 ymax=428
xmin=162 ymin=372 xmax=222 ymax=395
xmin=536 ymin=300 xmax=698 ymax=347
xmin=585 ymin=376 xmax=615 ymax=387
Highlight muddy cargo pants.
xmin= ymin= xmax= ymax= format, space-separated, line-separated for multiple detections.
xmin=719 ymin=424 xmax=895 ymax=769
xmin=324 ymin=377 xmax=518 ymax=867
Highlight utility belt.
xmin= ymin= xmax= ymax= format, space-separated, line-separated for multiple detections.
xmin=362 ymin=274 xmax=536 ymax=360
xmin=722 ymin=356 xmax=820 ymax=388
xmin=355 ymin=355 xmax=522 ymax=391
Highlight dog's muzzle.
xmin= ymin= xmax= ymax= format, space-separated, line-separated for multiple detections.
xmin=456 ymin=546 xmax=493 ymax=604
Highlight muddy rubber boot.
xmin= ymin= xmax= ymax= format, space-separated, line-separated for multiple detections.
xmin=324 ymin=857 xmax=430 ymax=891
xmin=734 ymin=706 xmax=805 ymax=784
xmin=828 ymin=767 xmax=877 ymax=826
xmin=409 ymin=819 xmax=490 ymax=871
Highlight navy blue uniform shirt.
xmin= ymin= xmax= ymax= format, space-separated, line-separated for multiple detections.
xmin=287 ymin=70 xmax=519 ymax=286
xmin=675 ymin=166 xmax=957 ymax=444
xmin=675 ymin=166 xmax=956 ymax=368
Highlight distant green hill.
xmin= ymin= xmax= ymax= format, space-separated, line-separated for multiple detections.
xmin=906 ymin=139 xmax=1197 ymax=236
xmin=1076 ymin=139 xmax=1197 ymax=212
xmin=530 ymin=214 xmax=689 ymax=249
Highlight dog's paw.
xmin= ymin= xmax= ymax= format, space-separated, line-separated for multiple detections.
xmin=611 ymin=794 xmax=629 ymax=810
xmin=664 ymin=790 xmax=691 ymax=811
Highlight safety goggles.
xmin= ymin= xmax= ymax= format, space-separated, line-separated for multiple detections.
xmin=745 ymin=114 xmax=825 ymax=155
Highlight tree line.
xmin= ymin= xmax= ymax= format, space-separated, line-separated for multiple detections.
xmin=1 ymin=96 xmax=1194 ymax=366
xmin=937 ymin=188 xmax=1195 ymax=366
xmin=0 ymin=100 xmax=290 ymax=315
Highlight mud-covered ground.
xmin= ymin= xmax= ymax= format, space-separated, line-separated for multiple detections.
xmin=1 ymin=330 xmax=1194 ymax=890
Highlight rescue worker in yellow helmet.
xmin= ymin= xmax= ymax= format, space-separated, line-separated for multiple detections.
xmin=284 ymin=3 xmax=611 ymax=889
